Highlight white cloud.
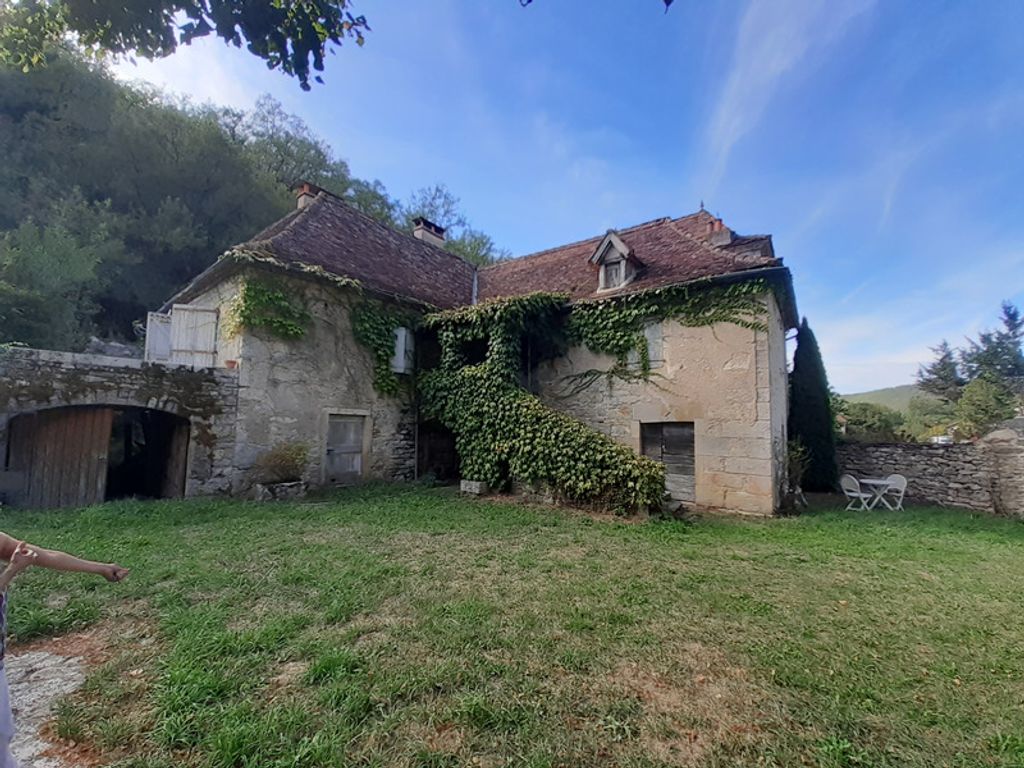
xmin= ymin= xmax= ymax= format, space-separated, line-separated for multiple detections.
xmin=702 ymin=0 xmax=875 ymax=194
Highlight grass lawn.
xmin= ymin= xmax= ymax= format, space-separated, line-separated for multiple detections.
xmin=5 ymin=485 xmax=1024 ymax=767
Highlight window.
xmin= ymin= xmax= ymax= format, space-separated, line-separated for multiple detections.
xmin=168 ymin=304 xmax=218 ymax=369
xmin=626 ymin=322 xmax=664 ymax=370
xmin=391 ymin=327 xmax=415 ymax=374
xmin=603 ymin=261 xmax=623 ymax=289
xmin=641 ymin=422 xmax=695 ymax=502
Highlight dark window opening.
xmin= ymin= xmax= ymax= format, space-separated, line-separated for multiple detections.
xmin=106 ymin=408 xmax=190 ymax=501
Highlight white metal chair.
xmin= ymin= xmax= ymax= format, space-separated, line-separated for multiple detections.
xmin=840 ymin=474 xmax=872 ymax=511
xmin=882 ymin=474 xmax=907 ymax=511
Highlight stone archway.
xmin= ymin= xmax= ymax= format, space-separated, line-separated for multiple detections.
xmin=0 ymin=348 xmax=239 ymax=508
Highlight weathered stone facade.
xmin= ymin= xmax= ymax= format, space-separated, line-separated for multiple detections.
xmin=837 ymin=425 xmax=1024 ymax=518
xmin=184 ymin=269 xmax=417 ymax=492
xmin=534 ymin=294 xmax=789 ymax=516
xmin=0 ymin=348 xmax=239 ymax=498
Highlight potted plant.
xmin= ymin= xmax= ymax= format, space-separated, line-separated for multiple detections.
xmin=252 ymin=442 xmax=309 ymax=501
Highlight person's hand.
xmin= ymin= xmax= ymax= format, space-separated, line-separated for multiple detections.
xmin=8 ymin=542 xmax=38 ymax=574
xmin=102 ymin=563 xmax=130 ymax=583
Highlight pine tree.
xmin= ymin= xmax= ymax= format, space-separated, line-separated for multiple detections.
xmin=788 ymin=318 xmax=838 ymax=492
xmin=917 ymin=340 xmax=967 ymax=403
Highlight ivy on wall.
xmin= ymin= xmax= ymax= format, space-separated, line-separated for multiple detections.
xmin=566 ymin=279 xmax=769 ymax=384
xmin=421 ymin=293 xmax=665 ymax=514
xmin=224 ymin=279 xmax=312 ymax=340
xmin=351 ymin=299 xmax=421 ymax=396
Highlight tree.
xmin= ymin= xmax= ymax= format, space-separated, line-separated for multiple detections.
xmin=903 ymin=395 xmax=956 ymax=442
xmin=843 ymin=402 xmax=904 ymax=443
xmin=959 ymin=301 xmax=1024 ymax=385
xmin=403 ymin=184 xmax=508 ymax=266
xmin=0 ymin=0 xmax=368 ymax=90
xmin=955 ymin=376 xmax=1016 ymax=438
xmin=788 ymin=318 xmax=838 ymax=491
xmin=917 ymin=340 xmax=966 ymax=403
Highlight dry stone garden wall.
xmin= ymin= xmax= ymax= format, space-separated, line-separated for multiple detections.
xmin=837 ymin=420 xmax=1024 ymax=517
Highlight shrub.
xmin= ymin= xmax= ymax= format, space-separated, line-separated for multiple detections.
xmin=253 ymin=443 xmax=308 ymax=484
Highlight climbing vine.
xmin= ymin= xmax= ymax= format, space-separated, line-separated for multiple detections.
xmin=566 ymin=278 xmax=770 ymax=384
xmin=225 ymin=279 xmax=311 ymax=340
xmin=351 ymin=299 xmax=421 ymax=395
xmin=418 ymin=279 xmax=775 ymax=514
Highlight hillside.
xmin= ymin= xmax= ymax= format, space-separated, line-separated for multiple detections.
xmin=843 ymin=384 xmax=930 ymax=412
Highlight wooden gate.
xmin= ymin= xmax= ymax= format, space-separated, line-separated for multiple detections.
xmin=8 ymin=407 xmax=115 ymax=509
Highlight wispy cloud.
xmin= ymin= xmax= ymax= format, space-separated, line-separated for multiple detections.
xmin=702 ymin=0 xmax=875 ymax=194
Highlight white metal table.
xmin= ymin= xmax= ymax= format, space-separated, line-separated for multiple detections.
xmin=858 ymin=477 xmax=894 ymax=510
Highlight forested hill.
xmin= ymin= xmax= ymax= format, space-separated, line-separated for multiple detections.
xmin=0 ymin=48 xmax=504 ymax=351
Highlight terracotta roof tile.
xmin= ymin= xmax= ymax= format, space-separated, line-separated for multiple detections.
xmin=244 ymin=191 xmax=476 ymax=308
xmin=478 ymin=210 xmax=779 ymax=302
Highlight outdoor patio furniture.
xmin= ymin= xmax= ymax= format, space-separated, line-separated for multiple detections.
xmin=882 ymin=473 xmax=908 ymax=511
xmin=840 ymin=474 xmax=872 ymax=511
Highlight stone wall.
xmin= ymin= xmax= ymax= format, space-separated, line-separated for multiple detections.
xmin=836 ymin=428 xmax=1024 ymax=518
xmin=534 ymin=293 xmax=788 ymax=516
xmin=185 ymin=269 xmax=417 ymax=492
xmin=0 ymin=348 xmax=239 ymax=497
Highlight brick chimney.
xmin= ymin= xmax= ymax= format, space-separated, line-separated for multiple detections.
xmin=295 ymin=181 xmax=320 ymax=210
xmin=412 ymin=217 xmax=446 ymax=247
xmin=708 ymin=217 xmax=733 ymax=247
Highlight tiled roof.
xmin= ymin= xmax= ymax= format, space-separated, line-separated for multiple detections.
xmin=241 ymin=191 xmax=476 ymax=308
xmin=478 ymin=209 xmax=779 ymax=302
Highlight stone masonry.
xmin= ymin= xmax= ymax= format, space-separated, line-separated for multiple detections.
xmin=0 ymin=348 xmax=240 ymax=497
xmin=838 ymin=424 xmax=1024 ymax=518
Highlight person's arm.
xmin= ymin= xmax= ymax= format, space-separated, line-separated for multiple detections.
xmin=31 ymin=545 xmax=129 ymax=582
xmin=0 ymin=540 xmax=38 ymax=592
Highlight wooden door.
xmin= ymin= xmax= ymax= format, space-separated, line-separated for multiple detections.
xmin=641 ymin=422 xmax=695 ymax=502
xmin=160 ymin=418 xmax=190 ymax=499
xmin=325 ymin=415 xmax=365 ymax=485
xmin=10 ymin=408 xmax=115 ymax=509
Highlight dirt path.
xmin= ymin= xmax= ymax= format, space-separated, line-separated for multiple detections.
xmin=6 ymin=650 xmax=87 ymax=768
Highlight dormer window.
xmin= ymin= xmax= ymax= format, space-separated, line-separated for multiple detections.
xmin=590 ymin=230 xmax=640 ymax=292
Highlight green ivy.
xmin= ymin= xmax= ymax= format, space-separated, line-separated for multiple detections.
xmin=351 ymin=299 xmax=421 ymax=395
xmin=225 ymin=279 xmax=311 ymax=340
xmin=418 ymin=281 xmax=775 ymax=514
xmin=566 ymin=279 xmax=769 ymax=382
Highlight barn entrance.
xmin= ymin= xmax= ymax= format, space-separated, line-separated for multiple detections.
xmin=5 ymin=406 xmax=190 ymax=509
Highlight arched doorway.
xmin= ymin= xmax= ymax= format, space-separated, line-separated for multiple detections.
xmin=5 ymin=406 xmax=190 ymax=508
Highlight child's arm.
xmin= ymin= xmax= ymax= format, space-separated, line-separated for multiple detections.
xmin=0 ymin=540 xmax=37 ymax=592
xmin=31 ymin=545 xmax=129 ymax=582
xmin=0 ymin=532 xmax=128 ymax=584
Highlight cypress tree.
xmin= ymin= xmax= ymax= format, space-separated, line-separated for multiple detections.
xmin=788 ymin=318 xmax=838 ymax=492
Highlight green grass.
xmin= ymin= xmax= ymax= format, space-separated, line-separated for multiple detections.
xmin=6 ymin=485 xmax=1024 ymax=767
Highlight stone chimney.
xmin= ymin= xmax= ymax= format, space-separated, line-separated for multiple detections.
xmin=295 ymin=181 xmax=320 ymax=210
xmin=412 ymin=217 xmax=446 ymax=247
xmin=708 ymin=217 xmax=733 ymax=247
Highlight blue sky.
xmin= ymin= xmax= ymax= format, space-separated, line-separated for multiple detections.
xmin=115 ymin=0 xmax=1024 ymax=393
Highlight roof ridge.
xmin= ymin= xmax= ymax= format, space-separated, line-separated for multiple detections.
xmin=480 ymin=215 xmax=677 ymax=272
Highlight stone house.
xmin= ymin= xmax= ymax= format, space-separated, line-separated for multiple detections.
xmin=0 ymin=183 xmax=797 ymax=515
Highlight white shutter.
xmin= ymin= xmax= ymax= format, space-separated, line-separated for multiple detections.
xmin=390 ymin=327 xmax=414 ymax=374
xmin=645 ymin=322 xmax=664 ymax=368
xmin=170 ymin=304 xmax=218 ymax=368
xmin=144 ymin=312 xmax=172 ymax=362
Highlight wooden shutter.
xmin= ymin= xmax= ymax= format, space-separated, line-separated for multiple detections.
xmin=144 ymin=312 xmax=172 ymax=362
xmin=641 ymin=422 xmax=695 ymax=502
xmin=326 ymin=415 xmax=365 ymax=485
xmin=170 ymin=305 xmax=218 ymax=368
xmin=390 ymin=327 xmax=414 ymax=374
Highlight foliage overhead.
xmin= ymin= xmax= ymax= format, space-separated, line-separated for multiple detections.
xmin=0 ymin=51 xmax=505 ymax=350
xmin=788 ymin=318 xmax=838 ymax=492
xmin=0 ymin=0 xmax=368 ymax=90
